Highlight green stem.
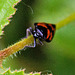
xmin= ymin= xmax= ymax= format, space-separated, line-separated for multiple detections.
xmin=0 ymin=35 xmax=34 ymax=67
xmin=56 ymin=13 xmax=75 ymax=29
xmin=0 ymin=13 xmax=75 ymax=67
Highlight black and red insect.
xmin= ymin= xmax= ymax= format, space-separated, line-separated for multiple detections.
xmin=26 ymin=22 xmax=56 ymax=47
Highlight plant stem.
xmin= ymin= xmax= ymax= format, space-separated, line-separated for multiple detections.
xmin=56 ymin=13 xmax=75 ymax=29
xmin=0 ymin=35 xmax=34 ymax=67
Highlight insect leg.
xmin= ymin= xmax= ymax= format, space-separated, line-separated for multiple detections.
xmin=25 ymin=27 xmax=36 ymax=48
xmin=26 ymin=27 xmax=33 ymax=38
xmin=38 ymin=39 xmax=43 ymax=46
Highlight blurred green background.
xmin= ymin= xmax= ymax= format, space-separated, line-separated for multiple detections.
xmin=0 ymin=0 xmax=75 ymax=75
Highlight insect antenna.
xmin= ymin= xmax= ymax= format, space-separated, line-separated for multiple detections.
xmin=22 ymin=1 xmax=34 ymax=14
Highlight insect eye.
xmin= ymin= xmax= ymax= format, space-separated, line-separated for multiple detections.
xmin=36 ymin=33 xmax=39 ymax=36
xmin=33 ymin=30 xmax=36 ymax=32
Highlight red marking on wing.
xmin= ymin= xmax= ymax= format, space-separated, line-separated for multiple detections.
xmin=37 ymin=23 xmax=47 ymax=28
xmin=49 ymin=32 xmax=53 ymax=40
xmin=46 ymin=29 xmax=50 ymax=39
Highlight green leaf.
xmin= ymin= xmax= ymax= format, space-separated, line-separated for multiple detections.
xmin=0 ymin=69 xmax=41 ymax=75
xmin=0 ymin=0 xmax=21 ymax=36
xmin=0 ymin=69 xmax=24 ymax=75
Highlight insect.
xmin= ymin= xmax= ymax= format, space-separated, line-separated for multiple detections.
xmin=26 ymin=22 xmax=56 ymax=47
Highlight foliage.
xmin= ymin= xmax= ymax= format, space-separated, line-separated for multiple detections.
xmin=0 ymin=0 xmax=21 ymax=36
xmin=0 ymin=0 xmax=75 ymax=75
